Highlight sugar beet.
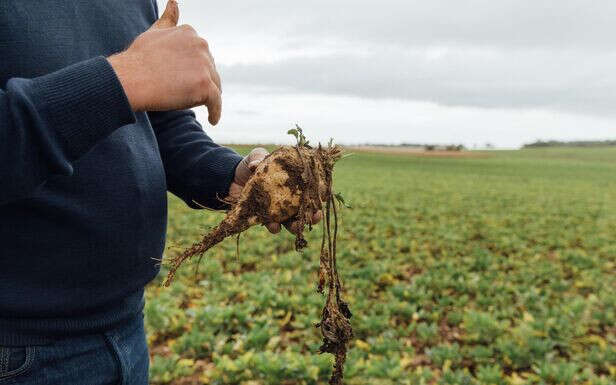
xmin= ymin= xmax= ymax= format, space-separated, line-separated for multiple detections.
xmin=165 ymin=137 xmax=353 ymax=385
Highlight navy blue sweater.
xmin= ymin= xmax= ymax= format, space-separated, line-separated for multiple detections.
xmin=0 ymin=1 xmax=243 ymax=345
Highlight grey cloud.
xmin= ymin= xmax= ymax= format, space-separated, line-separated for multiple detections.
xmin=222 ymin=49 xmax=616 ymax=115
xmin=152 ymin=0 xmax=616 ymax=146
xmin=179 ymin=0 xmax=616 ymax=51
xmin=233 ymin=109 xmax=261 ymax=116
xmin=169 ymin=0 xmax=616 ymax=118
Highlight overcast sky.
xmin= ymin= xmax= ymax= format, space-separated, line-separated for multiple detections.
xmin=160 ymin=0 xmax=616 ymax=148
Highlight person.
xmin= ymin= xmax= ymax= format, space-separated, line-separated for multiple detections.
xmin=0 ymin=1 xmax=320 ymax=383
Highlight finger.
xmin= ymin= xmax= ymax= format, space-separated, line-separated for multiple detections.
xmin=266 ymin=223 xmax=281 ymax=234
xmin=247 ymin=148 xmax=268 ymax=170
xmin=152 ymin=0 xmax=179 ymax=29
xmin=311 ymin=210 xmax=323 ymax=224
xmin=201 ymin=52 xmax=222 ymax=94
xmin=248 ymin=160 xmax=261 ymax=172
xmin=198 ymin=43 xmax=221 ymax=93
xmin=249 ymin=147 xmax=267 ymax=160
xmin=212 ymin=69 xmax=222 ymax=94
xmin=194 ymin=39 xmax=222 ymax=97
xmin=234 ymin=155 xmax=254 ymax=186
xmin=204 ymin=84 xmax=222 ymax=125
xmin=250 ymin=147 xmax=269 ymax=159
xmin=208 ymin=60 xmax=222 ymax=94
xmin=227 ymin=182 xmax=242 ymax=203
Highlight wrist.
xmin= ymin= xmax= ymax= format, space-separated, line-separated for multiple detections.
xmin=107 ymin=53 xmax=146 ymax=112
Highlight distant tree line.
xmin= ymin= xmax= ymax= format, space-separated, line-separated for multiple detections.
xmin=524 ymin=140 xmax=616 ymax=148
xmin=359 ymin=143 xmax=466 ymax=151
xmin=424 ymin=144 xmax=466 ymax=152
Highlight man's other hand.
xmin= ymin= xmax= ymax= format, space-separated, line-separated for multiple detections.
xmin=108 ymin=0 xmax=222 ymax=125
xmin=229 ymin=148 xmax=322 ymax=234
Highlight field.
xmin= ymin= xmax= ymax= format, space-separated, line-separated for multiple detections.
xmin=145 ymin=146 xmax=616 ymax=385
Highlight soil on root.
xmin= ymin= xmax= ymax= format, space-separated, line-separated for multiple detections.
xmin=164 ymin=142 xmax=353 ymax=384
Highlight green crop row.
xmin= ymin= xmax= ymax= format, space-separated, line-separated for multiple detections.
xmin=146 ymin=146 xmax=616 ymax=384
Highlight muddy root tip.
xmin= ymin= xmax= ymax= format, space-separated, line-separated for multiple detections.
xmin=163 ymin=270 xmax=176 ymax=287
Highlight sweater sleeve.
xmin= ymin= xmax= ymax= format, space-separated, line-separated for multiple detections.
xmin=146 ymin=1 xmax=242 ymax=210
xmin=0 ymin=56 xmax=136 ymax=205
xmin=148 ymin=110 xmax=243 ymax=210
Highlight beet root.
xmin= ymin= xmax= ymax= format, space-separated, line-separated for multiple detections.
xmin=164 ymin=144 xmax=339 ymax=285
xmin=164 ymin=139 xmax=352 ymax=385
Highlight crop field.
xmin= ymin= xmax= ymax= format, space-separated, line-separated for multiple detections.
xmin=145 ymin=146 xmax=616 ymax=385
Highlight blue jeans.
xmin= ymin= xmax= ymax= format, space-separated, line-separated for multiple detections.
xmin=0 ymin=314 xmax=148 ymax=385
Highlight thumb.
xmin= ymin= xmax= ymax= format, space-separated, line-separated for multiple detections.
xmin=152 ymin=0 xmax=179 ymax=29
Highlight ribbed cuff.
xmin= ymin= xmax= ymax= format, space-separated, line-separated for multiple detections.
xmin=27 ymin=56 xmax=136 ymax=160
xmin=192 ymin=148 xmax=243 ymax=210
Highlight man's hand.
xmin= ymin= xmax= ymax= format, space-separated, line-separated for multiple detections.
xmin=229 ymin=148 xmax=322 ymax=234
xmin=108 ymin=0 xmax=222 ymax=125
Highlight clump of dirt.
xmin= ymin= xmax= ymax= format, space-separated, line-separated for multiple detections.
xmin=164 ymin=128 xmax=353 ymax=384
